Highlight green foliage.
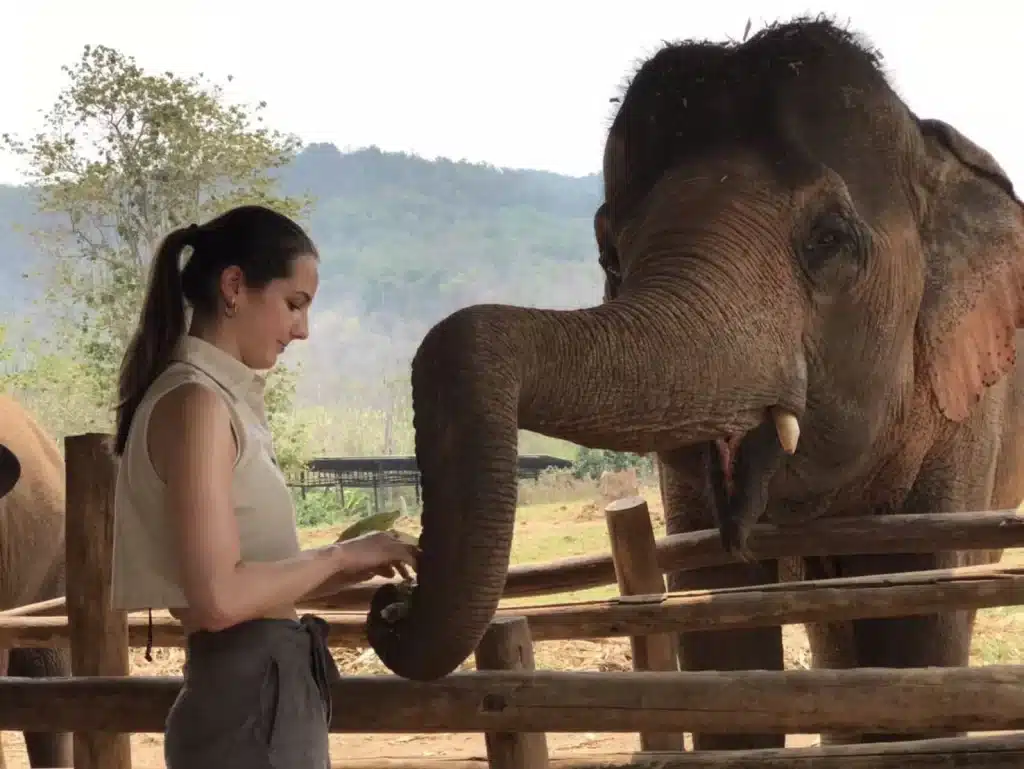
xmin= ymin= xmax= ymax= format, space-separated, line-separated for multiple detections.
xmin=340 ymin=490 xmax=374 ymax=518
xmin=292 ymin=487 xmax=374 ymax=529
xmin=0 ymin=44 xmax=314 ymax=460
xmin=571 ymin=446 xmax=656 ymax=480
xmin=293 ymin=489 xmax=343 ymax=528
xmin=263 ymin=362 xmax=313 ymax=476
xmin=0 ymin=320 xmax=109 ymax=438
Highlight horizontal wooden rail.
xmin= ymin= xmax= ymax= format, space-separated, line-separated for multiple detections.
xmin=0 ymin=596 xmax=67 ymax=617
xmin=307 ymin=509 xmax=1024 ymax=609
xmin=329 ymin=733 xmax=1024 ymax=768
xmin=8 ymin=510 xmax=1023 ymax=618
xmin=1 ymin=563 xmax=1021 ymax=649
xmin=1 ymin=666 xmax=1022 ymax=734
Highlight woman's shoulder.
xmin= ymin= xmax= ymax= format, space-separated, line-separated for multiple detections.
xmin=140 ymin=362 xmax=237 ymax=417
xmin=151 ymin=378 xmax=229 ymax=426
xmin=145 ymin=363 xmax=248 ymax=467
xmin=151 ymin=359 xmax=223 ymax=392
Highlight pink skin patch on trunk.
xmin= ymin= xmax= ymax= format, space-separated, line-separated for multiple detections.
xmin=715 ymin=434 xmax=744 ymax=499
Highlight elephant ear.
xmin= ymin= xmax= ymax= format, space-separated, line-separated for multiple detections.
xmin=593 ymin=202 xmax=621 ymax=301
xmin=0 ymin=443 xmax=21 ymax=499
xmin=915 ymin=118 xmax=1024 ymax=422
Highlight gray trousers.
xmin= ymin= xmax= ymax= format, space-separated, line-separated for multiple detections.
xmin=164 ymin=614 xmax=340 ymax=768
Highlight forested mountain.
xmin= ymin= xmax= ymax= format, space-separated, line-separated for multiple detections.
xmin=0 ymin=142 xmax=606 ymax=404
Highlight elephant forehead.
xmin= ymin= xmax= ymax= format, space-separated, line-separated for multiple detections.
xmin=603 ymin=17 xmax=904 ymax=226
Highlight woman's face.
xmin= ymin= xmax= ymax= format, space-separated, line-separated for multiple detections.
xmin=232 ymin=253 xmax=320 ymax=370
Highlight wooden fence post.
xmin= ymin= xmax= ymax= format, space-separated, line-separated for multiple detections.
xmin=473 ymin=617 xmax=550 ymax=769
xmin=65 ymin=433 xmax=131 ymax=769
xmin=605 ymin=495 xmax=684 ymax=753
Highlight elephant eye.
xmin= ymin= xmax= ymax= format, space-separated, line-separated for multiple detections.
xmin=599 ymin=253 xmax=622 ymax=301
xmin=802 ymin=211 xmax=857 ymax=264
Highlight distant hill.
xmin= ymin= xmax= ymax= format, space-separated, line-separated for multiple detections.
xmin=276 ymin=143 xmax=605 ymax=321
xmin=0 ymin=143 xmax=607 ymax=400
xmin=0 ymin=184 xmax=46 ymax=312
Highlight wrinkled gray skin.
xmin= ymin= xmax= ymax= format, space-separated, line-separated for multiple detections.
xmin=365 ymin=17 xmax=1024 ymax=750
xmin=0 ymin=395 xmax=71 ymax=768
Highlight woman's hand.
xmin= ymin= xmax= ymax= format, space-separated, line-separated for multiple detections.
xmin=333 ymin=530 xmax=420 ymax=582
xmin=299 ymin=531 xmax=421 ymax=601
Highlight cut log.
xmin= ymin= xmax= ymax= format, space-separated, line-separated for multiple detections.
xmin=329 ymin=733 xmax=1024 ymax=768
xmin=307 ymin=509 xmax=1024 ymax=608
xmin=473 ymin=617 xmax=549 ymax=769
xmin=1 ymin=667 xmax=1022 ymax=734
xmin=0 ymin=596 xmax=66 ymax=617
xmin=65 ymin=433 xmax=131 ymax=769
xmin=604 ymin=497 xmax=682 ymax=752
xmin=3 ymin=563 xmax=1022 ymax=648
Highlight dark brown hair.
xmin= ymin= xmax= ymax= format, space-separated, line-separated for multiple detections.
xmin=113 ymin=204 xmax=318 ymax=455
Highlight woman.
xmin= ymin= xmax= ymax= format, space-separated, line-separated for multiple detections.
xmin=109 ymin=204 xmax=419 ymax=768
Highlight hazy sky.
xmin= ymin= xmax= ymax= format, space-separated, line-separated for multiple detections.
xmin=2 ymin=1 xmax=1018 ymax=185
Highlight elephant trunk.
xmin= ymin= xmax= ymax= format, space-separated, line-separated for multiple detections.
xmin=366 ymin=287 xmax=805 ymax=681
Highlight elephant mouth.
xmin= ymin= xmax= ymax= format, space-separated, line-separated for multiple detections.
xmin=714 ymin=434 xmax=743 ymax=498
xmin=707 ymin=407 xmax=800 ymax=559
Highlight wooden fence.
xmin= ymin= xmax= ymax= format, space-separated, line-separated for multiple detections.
xmin=2 ymin=432 xmax=1024 ymax=768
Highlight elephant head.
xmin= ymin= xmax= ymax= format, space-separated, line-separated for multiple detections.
xmin=366 ymin=16 xmax=1024 ymax=681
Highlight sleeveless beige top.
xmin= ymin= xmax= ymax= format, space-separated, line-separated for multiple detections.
xmin=110 ymin=334 xmax=301 ymax=611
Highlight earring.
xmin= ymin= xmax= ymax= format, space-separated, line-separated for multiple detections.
xmin=224 ymin=298 xmax=237 ymax=318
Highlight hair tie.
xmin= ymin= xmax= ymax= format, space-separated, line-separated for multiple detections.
xmin=179 ymin=224 xmax=203 ymax=279
xmin=184 ymin=223 xmax=201 ymax=248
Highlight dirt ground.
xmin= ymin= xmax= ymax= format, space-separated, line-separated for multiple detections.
xmin=1 ymin=628 xmax=821 ymax=767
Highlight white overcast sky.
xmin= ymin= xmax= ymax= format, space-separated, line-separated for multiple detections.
xmin=1 ymin=1 xmax=1019 ymax=185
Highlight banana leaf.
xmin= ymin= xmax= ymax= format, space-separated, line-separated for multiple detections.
xmin=336 ymin=509 xmax=402 ymax=542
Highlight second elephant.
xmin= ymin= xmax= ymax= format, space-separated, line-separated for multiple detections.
xmin=0 ymin=394 xmax=72 ymax=768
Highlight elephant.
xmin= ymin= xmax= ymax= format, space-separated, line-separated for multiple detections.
xmin=364 ymin=15 xmax=1024 ymax=751
xmin=0 ymin=394 xmax=72 ymax=767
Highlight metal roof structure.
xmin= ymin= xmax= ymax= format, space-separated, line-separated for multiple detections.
xmin=299 ymin=453 xmax=573 ymax=490
xmin=288 ymin=453 xmax=575 ymax=512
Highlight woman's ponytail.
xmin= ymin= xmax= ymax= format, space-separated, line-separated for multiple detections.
xmin=113 ymin=226 xmax=194 ymax=455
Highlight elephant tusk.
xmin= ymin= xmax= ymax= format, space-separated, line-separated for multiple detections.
xmin=770 ymin=407 xmax=800 ymax=454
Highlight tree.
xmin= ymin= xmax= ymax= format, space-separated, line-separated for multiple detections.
xmin=571 ymin=446 xmax=656 ymax=480
xmin=263 ymin=362 xmax=313 ymax=477
xmin=0 ymin=318 xmax=110 ymax=439
xmin=1 ymin=44 xmax=312 ymax=444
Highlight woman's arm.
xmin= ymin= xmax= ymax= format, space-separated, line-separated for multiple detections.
xmin=150 ymin=382 xmax=416 ymax=631
xmin=299 ymin=557 xmax=414 ymax=602
xmin=299 ymin=572 xmax=380 ymax=602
